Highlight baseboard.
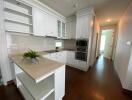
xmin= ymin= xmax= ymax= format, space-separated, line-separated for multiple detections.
xmin=123 ymin=89 xmax=132 ymax=96
xmin=7 ymin=80 xmax=15 ymax=85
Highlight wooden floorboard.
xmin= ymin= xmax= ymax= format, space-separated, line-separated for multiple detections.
xmin=0 ymin=56 xmax=132 ymax=100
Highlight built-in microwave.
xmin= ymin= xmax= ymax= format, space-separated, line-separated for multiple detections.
xmin=76 ymin=39 xmax=88 ymax=47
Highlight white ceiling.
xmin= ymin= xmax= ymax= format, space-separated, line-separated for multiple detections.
xmin=38 ymin=0 xmax=131 ymax=26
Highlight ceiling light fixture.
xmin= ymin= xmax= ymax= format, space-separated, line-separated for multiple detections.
xmin=106 ymin=19 xmax=111 ymax=22
xmin=72 ymin=0 xmax=79 ymax=8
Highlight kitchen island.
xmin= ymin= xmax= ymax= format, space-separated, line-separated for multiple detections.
xmin=10 ymin=55 xmax=65 ymax=100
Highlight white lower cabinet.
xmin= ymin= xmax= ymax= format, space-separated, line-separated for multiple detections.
xmin=66 ymin=51 xmax=87 ymax=71
xmin=43 ymin=51 xmax=67 ymax=64
xmin=74 ymin=60 xmax=87 ymax=71
xmin=66 ymin=51 xmax=75 ymax=66
xmin=14 ymin=63 xmax=65 ymax=100
xmin=43 ymin=51 xmax=88 ymax=71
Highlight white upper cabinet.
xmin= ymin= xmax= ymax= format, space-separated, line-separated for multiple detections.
xmin=57 ymin=20 xmax=66 ymax=39
xmin=62 ymin=22 xmax=66 ymax=38
xmin=33 ymin=8 xmax=58 ymax=37
xmin=4 ymin=0 xmax=66 ymax=37
xmin=76 ymin=15 xmax=93 ymax=39
xmin=4 ymin=0 xmax=33 ymax=35
xmin=66 ymin=18 xmax=76 ymax=39
xmin=33 ymin=8 xmax=48 ymax=36
xmin=46 ymin=15 xmax=57 ymax=37
xmin=76 ymin=8 xmax=94 ymax=39
xmin=57 ymin=20 xmax=61 ymax=38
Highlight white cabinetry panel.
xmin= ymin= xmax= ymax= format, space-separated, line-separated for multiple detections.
xmin=4 ymin=0 xmax=33 ymax=34
xmin=33 ymin=8 xmax=48 ymax=36
xmin=55 ymin=66 xmax=65 ymax=100
xmin=66 ymin=21 xmax=76 ymax=39
xmin=5 ymin=22 xmax=31 ymax=33
xmin=33 ymin=7 xmax=58 ymax=37
xmin=4 ymin=12 xmax=31 ymax=24
xmin=76 ymin=13 xmax=93 ymax=39
xmin=46 ymin=15 xmax=57 ymax=37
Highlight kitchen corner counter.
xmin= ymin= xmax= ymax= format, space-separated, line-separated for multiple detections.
xmin=10 ymin=55 xmax=64 ymax=83
xmin=44 ymin=48 xmax=76 ymax=53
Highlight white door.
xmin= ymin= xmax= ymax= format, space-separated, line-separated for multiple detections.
xmin=103 ymin=29 xmax=114 ymax=59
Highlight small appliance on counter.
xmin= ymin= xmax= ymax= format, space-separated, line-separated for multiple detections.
xmin=55 ymin=41 xmax=62 ymax=52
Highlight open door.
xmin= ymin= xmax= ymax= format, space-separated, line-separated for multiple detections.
xmin=0 ymin=67 xmax=3 ymax=85
xmin=100 ymin=29 xmax=114 ymax=59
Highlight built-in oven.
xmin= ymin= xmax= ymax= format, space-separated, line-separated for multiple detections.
xmin=75 ymin=39 xmax=88 ymax=61
xmin=75 ymin=52 xmax=87 ymax=61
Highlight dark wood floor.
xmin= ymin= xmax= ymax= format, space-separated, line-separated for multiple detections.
xmin=63 ymin=56 xmax=132 ymax=100
xmin=0 ymin=56 xmax=132 ymax=100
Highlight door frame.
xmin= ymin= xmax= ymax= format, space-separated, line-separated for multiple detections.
xmin=98 ymin=24 xmax=118 ymax=60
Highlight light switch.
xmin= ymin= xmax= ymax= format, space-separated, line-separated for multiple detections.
xmin=126 ymin=41 xmax=132 ymax=46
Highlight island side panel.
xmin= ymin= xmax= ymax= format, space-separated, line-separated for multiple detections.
xmin=55 ymin=65 xmax=65 ymax=100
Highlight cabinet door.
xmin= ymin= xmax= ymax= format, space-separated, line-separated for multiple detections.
xmin=59 ymin=51 xmax=67 ymax=64
xmin=57 ymin=20 xmax=62 ymax=38
xmin=66 ymin=21 xmax=75 ymax=39
xmin=55 ymin=66 xmax=65 ymax=100
xmin=76 ymin=16 xmax=82 ymax=39
xmin=33 ymin=8 xmax=48 ymax=36
xmin=72 ymin=21 xmax=76 ymax=39
xmin=76 ymin=15 xmax=92 ymax=39
xmin=47 ymin=15 xmax=57 ymax=37
xmin=67 ymin=51 xmax=75 ymax=65
xmin=75 ymin=60 xmax=87 ymax=71
xmin=66 ymin=22 xmax=71 ymax=39
xmin=62 ymin=22 xmax=66 ymax=38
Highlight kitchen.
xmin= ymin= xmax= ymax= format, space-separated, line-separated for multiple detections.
xmin=0 ymin=0 xmax=100 ymax=99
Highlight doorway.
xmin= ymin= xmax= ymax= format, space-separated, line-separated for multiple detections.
xmin=99 ymin=29 xmax=114 ymax=59
xmin=0 ymin=68 xmax=3 ymax=85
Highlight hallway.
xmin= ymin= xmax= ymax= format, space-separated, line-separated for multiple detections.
xmin=63 ymin=56 xmax=132 ymax=100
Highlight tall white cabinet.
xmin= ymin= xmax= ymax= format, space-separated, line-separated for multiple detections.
xmin=76 ymin=8 xmax=94 ymax=39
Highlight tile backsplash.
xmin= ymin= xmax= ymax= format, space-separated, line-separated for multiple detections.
xmin=7 ymin=34 xmax=76 ymax=54
xmin=7 ymin=35 xmax=56 ymax=54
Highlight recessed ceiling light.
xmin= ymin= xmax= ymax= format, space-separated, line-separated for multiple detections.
xmin=106 ymin=19 xmax=111 ymax=22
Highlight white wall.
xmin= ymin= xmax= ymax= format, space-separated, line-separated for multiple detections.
xmin=90 ymin=17 xmax=100 ymax=66
xmin=124 ymin=48 xmax=132 ymax=90
xmin=114 ymin=1 xmax=132 ymax=88
xmin=0 ymin=0 xmax=12 ymax=85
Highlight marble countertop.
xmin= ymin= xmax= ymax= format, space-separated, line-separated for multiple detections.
xmin=10 ymin=55 xmax=64 ymax=83
xmin=9 ymin=48 xmax=75 ymax=82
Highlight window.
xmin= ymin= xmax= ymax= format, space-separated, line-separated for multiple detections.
xmin=55 ymin=41 xmax=62 ymax=47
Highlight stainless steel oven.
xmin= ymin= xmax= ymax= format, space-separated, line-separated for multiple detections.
xmin=75 ymin=39 xmax=88 ymax=61
xmin=76 ymin=39 xmax=88 ymax=47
